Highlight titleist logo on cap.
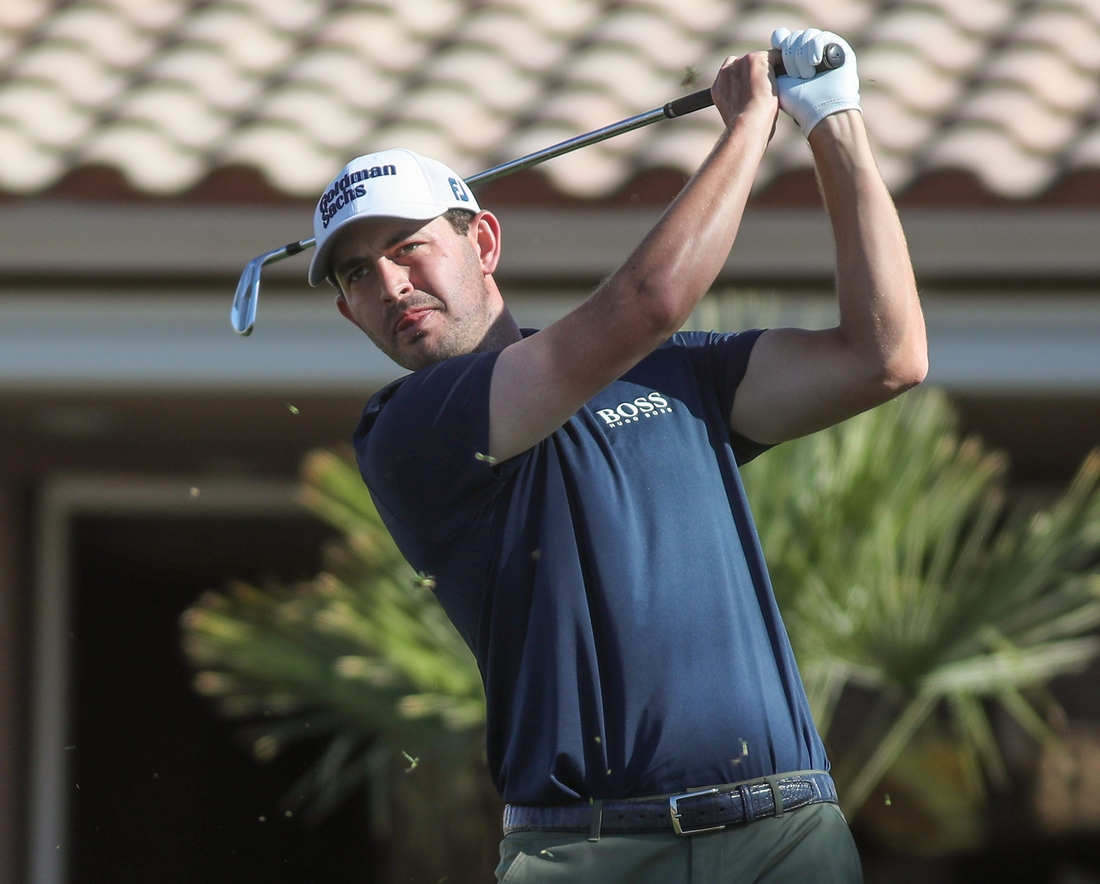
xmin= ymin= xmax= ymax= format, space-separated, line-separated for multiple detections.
xmin=318 ymin=164 xmax=398 ymax=229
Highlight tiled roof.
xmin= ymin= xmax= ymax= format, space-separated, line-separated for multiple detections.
xmin=4 ymin=0 xmax=1100 ymax=202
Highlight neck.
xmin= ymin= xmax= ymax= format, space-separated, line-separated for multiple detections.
xmin=477 ymin=304 xmax=522 ymax=354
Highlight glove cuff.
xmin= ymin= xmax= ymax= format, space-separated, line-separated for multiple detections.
xmin=802 ymin=100 xmax=862 ymax=136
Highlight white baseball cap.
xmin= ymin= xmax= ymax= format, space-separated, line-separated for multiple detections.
xmin=308 ymin=148 xmax=481 ymax=286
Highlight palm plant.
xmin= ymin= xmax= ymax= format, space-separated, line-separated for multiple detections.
xmin=182 ymin=385 xmax=1100 ymax=862
xmin=180 ymin=449 xmax=497 ymax=882
xmin=741 ymin=389 xmax=1100 ymax=843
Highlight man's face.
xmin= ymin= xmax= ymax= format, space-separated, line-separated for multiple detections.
xmin=330 ymin=213 xmax=500 ymax=371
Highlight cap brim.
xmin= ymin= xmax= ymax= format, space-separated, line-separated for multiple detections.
xmin=308 ymin=203 xmax=450 ymax=286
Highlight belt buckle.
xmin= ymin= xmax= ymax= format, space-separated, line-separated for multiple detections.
xmin=668 ymin=787 xmax=721 ymax=835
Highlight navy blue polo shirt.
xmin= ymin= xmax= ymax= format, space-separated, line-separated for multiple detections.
xmin=354 ymin=330 xmax=827 ymax=805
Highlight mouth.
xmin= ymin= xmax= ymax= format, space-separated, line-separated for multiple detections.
xmin=394 ymin=308 xmax=435 ymax=337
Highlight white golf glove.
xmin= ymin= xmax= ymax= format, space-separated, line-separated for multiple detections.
xmin=771 ymin=27 xmax=861 ymax=136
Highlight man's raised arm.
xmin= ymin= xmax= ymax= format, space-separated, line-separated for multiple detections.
xmin=488 ymin=52 xmax=779 ymax=463
xmin=731 ymin=29 xmax=928 ymax=444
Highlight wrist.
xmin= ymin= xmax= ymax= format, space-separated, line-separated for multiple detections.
xmin=808 ymin=110 xmax=874 ymax=168
xmin=728 ymin=100 xmax=777 ymax=145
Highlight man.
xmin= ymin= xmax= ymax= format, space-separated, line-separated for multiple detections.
xmin=310 ymin=28 xmax=925 ymax=884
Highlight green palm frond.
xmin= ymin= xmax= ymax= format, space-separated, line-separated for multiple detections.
xmin=742 ymin=390 xmax=1100 ymax=816
xmin=180 ymin=447 xmax=484 ymax=828
xmin=181 ymin=376 xmax=1100 ymax=856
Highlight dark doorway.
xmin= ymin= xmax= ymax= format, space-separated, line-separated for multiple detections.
xmin=67 ymin=513 xmax=383 ymax=884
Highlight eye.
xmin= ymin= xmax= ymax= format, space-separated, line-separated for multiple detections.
xmin=345 ymin=263 xmax=372 ymax=287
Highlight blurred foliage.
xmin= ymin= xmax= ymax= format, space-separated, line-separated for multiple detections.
xmin=182 ymin=386 xmax=1100 ymax=862
xmin=180 ymin=450 xmax=498 ymax=882
xmin=741 ymin=389 xmax=1100 ymax=851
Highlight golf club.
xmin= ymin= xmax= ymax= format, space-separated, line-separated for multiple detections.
xmin=230 ymin=44 xmax=844 ymax=335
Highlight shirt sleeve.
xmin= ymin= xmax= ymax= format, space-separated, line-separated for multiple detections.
xmin=353 ymin=349 xmax=515 ymax=544
xmin=679 ymin=328 xmax=773 ymax=465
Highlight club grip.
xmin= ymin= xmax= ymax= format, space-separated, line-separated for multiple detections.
xmin=770 ymin=42 xmax=845 ymax=77
xmin=664 ymin=88 xmax=714 ymax=119
xmin=663 ymin=43 xmax=845 ymax=120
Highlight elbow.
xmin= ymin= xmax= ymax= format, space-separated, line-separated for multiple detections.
xmin=627 ymin=276 xmax=693 ymax=340
xmin=880 ymin=338 xmax=929 ymax=395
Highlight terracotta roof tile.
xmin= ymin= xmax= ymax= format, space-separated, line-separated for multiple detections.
xmin=0 ymin=81 xmax=91 ymax=148
xmin=10 ymin=41 xmax=126 ymax=107
xmin=631 ymin=122 xmax=714 ymax=172
xmin=0 ymin=0 xmax=50 ymax=31
xmin=387 ymin=0 xmax=464 ymax=38
xmin=393 ymin=84 xmax=510 ymax=154
xmin=362 ymin=121 xmax=467 ymax=173
xmin=115 ymin=84 xmax=229 ymax=150
xmin=146 ymin=45 xmax=262 ymax=112
xmin=862 ymin=6 xmax=984 ymax=73
xmin=859 ymin=46 xmax=962 ymax=114
xmin=230 ymin=0 xmax=324 ymax=33
xmin=588 ymin=9 xmax=704 ymax=72
xmin=538 ymin=88 xmax=633 ymax=141
xmin=284 ymin=48 xmax=401 ymax=111
xmin=221 ymin=123 xmax=337 ymax=194
xmin=255 ymin=85 xmax=367 ymax=151
xmin=422 ymin=47 xmax=540 ymax=113
xmin=563 ymin=45 xmax=682 ymax=107
xmin=39 ymin=3 xmax=155 ymax=69
xmin=494 ymin=0 xmax=601 ymax=37
xmin=925 ymin=126 xmax=1056 ymax=197
xmin=80 ymin=122 xmax=204 ymax=192
xmin=955 ymin=86 xmax=1077 ymax=154
xmin=982 ymin=46 xmax=1099 ymax=113
xmin=5 ymin=0 xmax=1100 ymax=202
xmin=178 ymin=6 xmax=295 ymax=75
xmin=96 ymin=0 xmax=187 ymax=32
xmin=452 ymin=8 xmax=568 ymax=72
xmin=722 ymin=7 xmax=814 ymax=48
xmin=523 ymin=138 xmax=630 ymax=196
xmin=1066 ymin=0 xmax=1100 ymax=27
xmin=0 ymin=34 xmax=20 ymax=67
xmin=767 ymin=0 xmax=875 ymax=35
xmin=315 ymin=8 xmax=429 ymax=73
xmin=0 ymin=122 xmax=61 ymax=191
xmin=860 ymin=89 xmax=935 ymax=153
xmin=917 ymin=0 xmax=1015 ymax=36
xmin=1009 ymin=7 xmax=1100 ymax=72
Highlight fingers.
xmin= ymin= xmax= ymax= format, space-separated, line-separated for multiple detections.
xmin=709 ymin=51 xmax=777 ymax=128
xmin=772 ymin=26 xmax=826 ymax=79
xmin=767 ymin=29 xmax=861 ymax=135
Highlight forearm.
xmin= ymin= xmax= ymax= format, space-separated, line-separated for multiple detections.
xmin=810 ymin=112 xmax=927 ymax=388
xmin=602 ymin=104 xmax=775 ymax=336
xmin=489 ymin=53 xmax=779 ymax=463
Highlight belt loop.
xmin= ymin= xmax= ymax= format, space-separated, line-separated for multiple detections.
xmin=738 ymin=784 xmax=756 ymax=824
xmin=763 ymin=775 xmax=785 ymax=818
xmin=588 ymin=799 xmax=604 ymax=842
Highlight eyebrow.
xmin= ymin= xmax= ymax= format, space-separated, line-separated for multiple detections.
xmin=334 ymin=224 xmax=421 ymax=278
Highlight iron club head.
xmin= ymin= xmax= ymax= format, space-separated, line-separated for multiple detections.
xmin=231 ymin=258 xmax=261 ymax=336
xmin=230 ymin=43 xmax=845 ymax=335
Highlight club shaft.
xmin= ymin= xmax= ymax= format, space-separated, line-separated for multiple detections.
xmin=231 ymin=43 xmax=844 ymax=334
xmin=265 ymin=97 xmax=708 ymax=260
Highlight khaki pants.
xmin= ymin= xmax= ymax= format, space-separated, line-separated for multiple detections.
xmin=496 ymin=803 xmax=862 ymax=884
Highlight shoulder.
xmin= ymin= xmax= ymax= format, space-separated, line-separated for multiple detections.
xmin=358 ymin=350 xmax=500 ymax=434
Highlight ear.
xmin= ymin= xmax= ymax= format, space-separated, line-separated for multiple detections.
xmin=335 ymin=293 xmax=364 ymax=331
xmin=470 ymin=211 xmax=502 ymax=275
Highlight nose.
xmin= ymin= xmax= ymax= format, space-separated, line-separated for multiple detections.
xmin=376 ymin=256 xmax=413 ymax=303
